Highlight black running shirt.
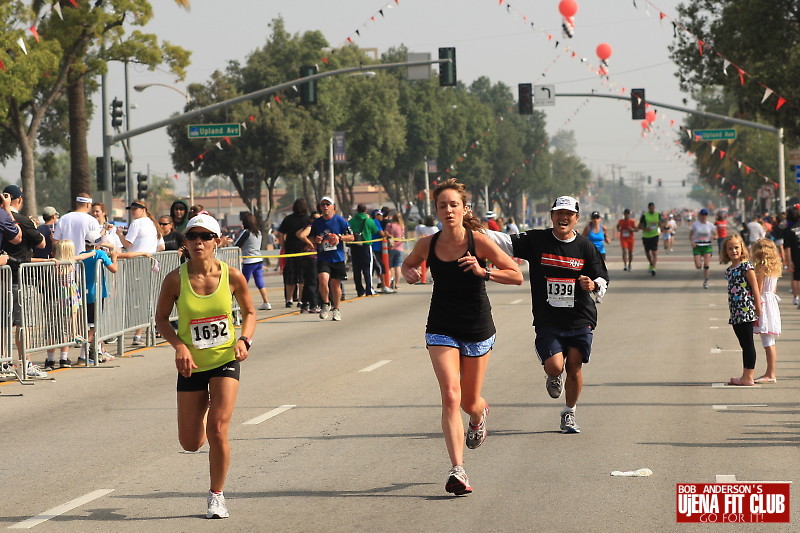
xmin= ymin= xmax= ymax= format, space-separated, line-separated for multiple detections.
xmin=426 ymin=230 xmax=496 ymax=342
xmin=511 ymin=229 xmax=609 ymax=329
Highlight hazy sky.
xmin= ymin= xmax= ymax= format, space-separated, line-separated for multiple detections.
xmin=3 ymin=0 xmax=698 ymax=199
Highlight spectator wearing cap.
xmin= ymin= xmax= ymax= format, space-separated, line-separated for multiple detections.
xmin=485 ymin=211 xmax=500 ymax=232
xmin=54 ymin=193 xmax=101 ymax=253
xmin=34 ymin=206 xmax=59 ymax=259
xmin=690 ymin=208 xmax=717 ymax=289
xmin=117 ymin=201 xmax=164 ymax=254
xmin=1 ymin=184 xmax=48 ymax=377
xmin=310 ymin=196 xmax=354 ymax=321
xmin=117 ymin=200 xmax=163 ymax=346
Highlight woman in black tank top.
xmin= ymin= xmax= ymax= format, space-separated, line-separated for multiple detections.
xmin=401 ymin=179 xmax=522 ymax=496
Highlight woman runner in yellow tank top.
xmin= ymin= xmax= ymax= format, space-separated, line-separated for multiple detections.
xmin=155 ymin=214 xmax=255 ymax=519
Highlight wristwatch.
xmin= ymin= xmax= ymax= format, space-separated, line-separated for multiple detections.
xmin=484 ymin=266 xmax=491 ymax=281
xmin=238 ymin=336 xmax=251 ymax=350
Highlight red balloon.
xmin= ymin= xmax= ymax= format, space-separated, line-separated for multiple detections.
xmin=640 ymin=120 xmax=650 ymax=129
xmin=596 ymin=43 xmax=613 ymax=61
xmin=646 ymin=110 xmax=657 ymax=122
xmin=559 ymin=0 xmax=578 ymax=18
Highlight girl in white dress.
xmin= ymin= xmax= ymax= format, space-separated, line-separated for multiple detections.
xmin=751 ymin=238 xmax=782 ymax=383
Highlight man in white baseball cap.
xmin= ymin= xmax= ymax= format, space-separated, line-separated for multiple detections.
xmin=489 ymin=194 xmax=608 ymax=435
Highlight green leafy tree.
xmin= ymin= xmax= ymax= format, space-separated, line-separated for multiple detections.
xmin=0 ymin=0 xmax=189 ymax=216
xmin=669 ymin=0 xmax=800 ymax=144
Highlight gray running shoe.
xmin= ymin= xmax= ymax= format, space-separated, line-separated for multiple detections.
xmin=560 ymin=411 xmax=581 ymax=434
xmin=206 ymin=491 xmax=229 ymax=519
xmin=319 ymin=302 xmax=331 ymax=320
xmin=703 ymin=279 xmax=709 ymax=289
xmin=466 ymin=404 xmax=489 ymax=449
xmin=445 ymin=465 xmax=472 ymax=495
xmin=331 ymin=308 xmax=342 ymax=321
xmin=546 ymin=373 xmax=563 ymax=399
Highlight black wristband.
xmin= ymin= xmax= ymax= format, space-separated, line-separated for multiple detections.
xmin=238 ymin=336 xmax=251 ymax=350
xmin=484 ymin=267 xmax=491 ymax=281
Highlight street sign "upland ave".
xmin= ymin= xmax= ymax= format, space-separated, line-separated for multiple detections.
xmin=187 ymin=123 xmax=241 ymax=139
xmin=693 ymin=129 xmax=736 ymax=141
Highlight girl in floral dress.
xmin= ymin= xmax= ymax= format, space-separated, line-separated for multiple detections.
xmin=719 ymin=235 xmax=762 ymax=386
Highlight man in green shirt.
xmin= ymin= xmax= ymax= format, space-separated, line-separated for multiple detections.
xmin=349 ymin=203 xmax=383 ymax=296
xmin=638 ymin=202 xmax=663 ymax=276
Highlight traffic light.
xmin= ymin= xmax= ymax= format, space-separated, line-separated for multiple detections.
xmin=438 ymin=47 xmax=456 ymax=87
xmin=243 ymin=171 xmax=258 ymax=201
xmin=136 ymin=172 xmax=148 ymax=201
xmin=299 ymin=65 xmax=318 ymax=106
xmin=110 ymin=98 xmax=124 ymax=128
xmin=112 ymin=160 xmax=126 ymax=195
xmin=658 ymin=178 xmax=663 ymax=187
xmin=95 ymin=156 xmax=105 ymax=191
xmin=518 ymin=83 xmax=533 ymax=115
xmin=647 ymin=175 xmax=652 ymax=185
xmin=682 ymin=180 xmax=686 ymax=187
xmin=630 ymin=88 xmax=645 ymax=120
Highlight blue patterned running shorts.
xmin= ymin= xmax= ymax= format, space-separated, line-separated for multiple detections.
xmin=425 ymin=333 xmax=496 ymax=357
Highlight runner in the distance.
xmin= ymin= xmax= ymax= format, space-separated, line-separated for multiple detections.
xmin=639 ymin=202 xmax=663 ymax=276
xmin=495 ymin=196 xmax=609 ymax=434
xmin=690 ymin=208 xmax=717 ymax=289
xmin=155 ymin=214 xmax=256 ymax=519
xmin=616 ymin=208 xmax=637 ymax=271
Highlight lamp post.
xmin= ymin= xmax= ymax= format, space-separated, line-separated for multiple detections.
xmin=134 ymin=83 xmax=191 ymax=104
xmin=133 ymin=83 xmax=193 ymax=204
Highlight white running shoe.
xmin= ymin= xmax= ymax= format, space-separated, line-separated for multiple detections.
xmin=26 ymin=362 xmax=48 ymax=378
xmin=331 ymin=308 xmax=342 ymax=321
xmin=259 ymin=302 xmax=272 ymax=311
xmin=207 ymin=491 xmax=229 ymax=519
xmin=131 ymin=335 xmax=144 ymax=346
xmin=319 ymin=302 xmax=331 ymax=320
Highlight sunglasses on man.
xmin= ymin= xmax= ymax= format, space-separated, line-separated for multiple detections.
xmin=185 ymin=231 xmax=218 ymax=241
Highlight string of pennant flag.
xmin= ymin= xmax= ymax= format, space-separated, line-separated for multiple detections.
xmin=633 ymin=0 xmax=792 ymax=112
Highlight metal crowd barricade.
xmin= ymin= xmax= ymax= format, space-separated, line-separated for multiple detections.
xmin=119 ymin=255 xmax=157 ymax=346
xmin=18 ymin=261 xmax=88 ymax=378
xmin=151 ymin=251 xmax=182 ymax=322
xmin=0 ymin=266 xmax=12 ymax=374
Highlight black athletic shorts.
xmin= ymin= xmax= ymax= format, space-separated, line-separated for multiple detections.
xmin=317 ymin=260 xmax=347 ymax=280
xmin=177 ymin=359 xmax=240 ymax=392
xmin=642 ymin=236 xmax=660 ymax=252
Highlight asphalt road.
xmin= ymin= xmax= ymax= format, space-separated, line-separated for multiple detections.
xmin=1 ymin=227 xmax=797 ymax=532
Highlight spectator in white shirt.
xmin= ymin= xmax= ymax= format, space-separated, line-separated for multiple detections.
xmin=54 ymin=194 xmax=101 ymax=253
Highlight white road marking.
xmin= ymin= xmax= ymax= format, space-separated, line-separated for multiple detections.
xmin=708 ymin=303 xmax=717 ymax=307
xmin=713 ymin=404 xmax=768 ymax=410
xmin=710 ymin=348 xmax=740 ymax=353
xmin=243 ymin=404 xmax=296 ymax=425
xmin=716 ymin=474 xmax=737 ymax=483
xmin=510 ymin=299 xmax=524 ymax=305
xmin=359 ymin=360 xmax=391 ymax=373
xmin=709 ymin=326 xmax=720 ymax=329
xmin=9 ymin=489 xmax=114 ymax=529
xmin=708 ymin=317 xmax=720 ymax=320
xmin=712 ymin=383 xmax=761 ymax=388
